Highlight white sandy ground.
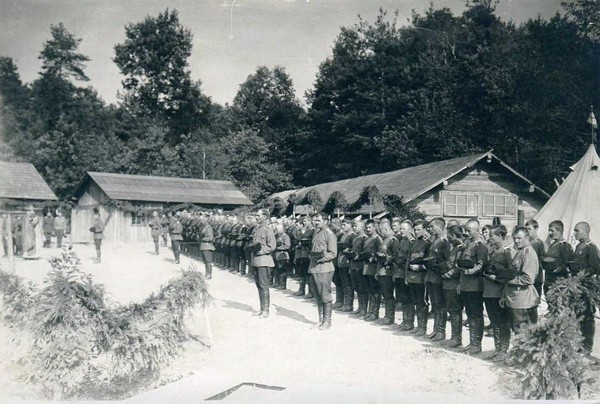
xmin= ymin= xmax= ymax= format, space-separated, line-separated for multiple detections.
xmin=0 ymin=241 xmax=599 ymax=403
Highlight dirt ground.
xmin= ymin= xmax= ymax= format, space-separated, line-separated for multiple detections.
xmin=1 ymin=242 xmax=599 ymax=403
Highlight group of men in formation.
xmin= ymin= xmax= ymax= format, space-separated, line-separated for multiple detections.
xmin=166 ymin=208 xmax=599 ymax=362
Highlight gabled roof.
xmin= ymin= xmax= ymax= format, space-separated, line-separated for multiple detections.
xmin=535 ymin=144 xmax=600 ymax=244
xmin=270 ymin=151 xmax=550 ymax=203
xmin=73 ymin=172 xmax=253 ymax=206
xmin=0 ymin=161 xmax=58 ymax=201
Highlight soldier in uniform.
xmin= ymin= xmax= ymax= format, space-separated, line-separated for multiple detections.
xmin=42 ymin=210 xmax=54 ymax=248
xmin=361 ymin=220 xmax=382 ymax=322
xmin=149 ymin=210 xmax=162 ymax=255
xmin=200 ymin=217 xmax=215 ymax=279
xmin=394 ymin=219 xmax=415 ymax=330
xmin=169 ymin=213 xmax=183 ymax=264
xmin=330 ymin=218 xmax=345 ymax=309
xmin=349 ymin=220 xmax=368 ymax=317
xmin=441 ymin=225 xmax=466 ymax=347
xmin=456 ymin=218 xmax=488 ymax=355
xmin=375 ymin=221 xmax=401 ymax=325
xmin=249 ymin=209 xmax=276 ymax=318
xmin=308 ymin=212 xmax=338 ymax=330
xmin=503 ymin=226 xmax=540 ymax=332
xmin=571 ymin=222 xmax=600 ymax=355
xmin=405 ymin=219 xmax=432 ymax=336
xmin=244 ymin=215 xmax=257 ymax=278
xmin=293 ymin=218 xmax=314 ymax=297
xmin=426 ymin=218 xmax=451 ymax=340
xmin=54 ymin=208 xmax=66 ymax=248
xmin=525 ymin=219 xmax=545 ymax=306
xmin=337 ymin=219 xmax=356 ymax=312
xmin=541 ymin=220 xmax=573 ymax=302
xmin=90 ymin=210 xmax=104 ymax=263
xmin=482 ymin=225 xmax=514 ymax=362
xmin=160 ymin=213 xmax=170 ymax=247
xmin=274 ymin=223 xmax=291 ymax=290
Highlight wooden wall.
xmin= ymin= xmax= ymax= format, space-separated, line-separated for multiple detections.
xmin=412 ymin=160 xmax=547 ymax=228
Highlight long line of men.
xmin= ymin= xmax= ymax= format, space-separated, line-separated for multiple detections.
xmin=176 ymin=210 xmax=600 ymax=361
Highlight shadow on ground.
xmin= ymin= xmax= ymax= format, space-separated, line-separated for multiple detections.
xmin=272 ymin=304 xmax=315 ymax=325
xmin=221 ymin=299 xmax=255 ymax=314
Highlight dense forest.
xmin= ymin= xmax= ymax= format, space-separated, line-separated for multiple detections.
xmin=0 ymin=0 xmax=599 ymax=202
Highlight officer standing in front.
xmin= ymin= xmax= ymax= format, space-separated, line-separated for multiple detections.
xmin=308 ymin=212 xmax=338 ymax=330
xmin=250 ymin=209 xmax=277 ymax=319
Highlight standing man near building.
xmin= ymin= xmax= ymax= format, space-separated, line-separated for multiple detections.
xmin=22 ymin=205 xmax=39 ymax=258
xmin=338 ymin=219 xmax=356 ymax=312
xmin=426 ymin=218 xmax=451 ymax=340
xmin=1 ymin=214 xmax=9 ymax=256
xmin=169 ymin=213 xmax=183 ymax=264
xmin=457 ymin=218 xmax=488 ymax=355
xmin=395 ymin=219 xmax=415 ymax=331
xmin=362 ymin=220 xmax=383 ymax=322
xmin=525 ymin=220 xmax=545 ymax=307
xmin=308 ymin=212 xmax=338 ymax=330
xmin=349 ymin=220 xmax=368 ymax=317
xmin=571 ymin=222 xmax=600 ymax=356
xmin=376 ymin=221 xmax=400 ymax=325
xmin=149 ymin=210 xmax=162 ymax=255
xmin=406 ymin=219 xmax=432 ymax=336
xmin=89 ymin=209 xmax=104 ymax=263
xmin=199 ymin=217 xmax=215 ymax=279
xmin=250 ymin=209 xmax=277 ymax=318
xmin=54 ymin=208 xmax=66 ymax=248
xmin=42 ymin=210 xmax=54 ymax=248
xmin=274 ymin=223 xmax=291 ymax=290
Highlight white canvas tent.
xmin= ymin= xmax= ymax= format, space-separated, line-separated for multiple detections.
xmin=535 ymin=144 xmax=600 ymax=245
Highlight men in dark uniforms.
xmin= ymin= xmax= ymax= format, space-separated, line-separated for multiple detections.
xmin=426 ymin=218 xmax=451 ymax=340
xmin=571 ymin=222 xmax=600 ymax=356
xmin=330 ymin=218 xmax=344 ymax=309
xmin=169 ymin=213 xmax=183 ymax=264
xmin=274 ymin=223 xmax=291 ymax=290
xmin=406 ymin=219 xmax=432 ymax=336
xmin=525 ymin=219 xmax=545 ymax=303
xmin=338 ymin=219 xmax=356 ymax=312
xmin=457 ymin=219 xmax=488 ymax=355
xmin=308 ymin=212 xmax=338 ymax=330
xmin=42 ymin=211 xmax=54 ymax=248
xmin=362 ymin=220 xmax=382 ymax=322
xmin=199 ymin=217 xmax=215 ymax=279
xmin=376 ymin=221 xmax=401 ymax=325
xmin=350 ymin=221 xmax=368 ymax=317
xmin=541 ymin=220 xmax=573 ymax=301
xmin=395 ymin=219 xmax=415 ymax=331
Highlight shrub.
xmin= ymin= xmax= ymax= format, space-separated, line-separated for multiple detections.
xmin=0 ymin=246 xmax=212 ymax=399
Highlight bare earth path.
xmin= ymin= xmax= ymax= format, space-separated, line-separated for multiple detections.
xmin=1 ymin=243 xmax=599 ymax=403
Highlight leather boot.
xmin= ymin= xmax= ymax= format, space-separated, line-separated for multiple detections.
xmin=312 ymin=302 xmax=324 ymax=328
xmin=277 ymin=273 xmax=287 ymax=290
xmin=355 ymin=294 xmax=368 ymax=318
xmin=366 ymin=294 xmax=380 ymax=322
xmin=433 ymin=310 xmax=447 ymax=341
xmin=305 ymin=277 xmax=315 ymax=299
xmin=464 ymin=317 xmax=482 ymax=355
xmin=294 ymin=277 xmax=306 ymax=296
xmin=427 ymin=310 xmax=439 ymax=339
xmin=445 ymin=310 xmax=462 ymax=348
xmin=205 ymin=263 xmax=213 ymax=280
xmin=259 ymin=290 xmax=270 ymax=319
xmin=320 ymin=302 xmax=333 ymax=330
xmin=581 ymin=318 xmax=596 ymax=355
xmin=377 ymin=298 xmax=395 ymax=325
xmin=254 ymin=290 xmax=264 ymax=316
xmin=493 ymin=322 xmax=511 ymax=363
xmin=363 ymin=294 xmax=373 ymax=319
xmin=333 ymin=287 xmax=344 ymax=310
xmin=485 ymin=325 xmax=501 ymax=360
xmin=414 ymin=306 xmax=428 ymax=336
xmin=400 ymin=305 xmax=415 ymax=331
xmin=341 ymin=286 xmax=354 ymax=312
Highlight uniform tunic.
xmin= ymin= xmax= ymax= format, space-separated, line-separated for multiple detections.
xmin=458 ymin=237 xmax=488 ymax=292
xmin=377 ymin=236 xmax=401 ymax=277
xmin=483 ymin=245 xmax=513 ymax=299
xmin=308 ymin=227 xmax=337 ymax=274
xmin=571 ymin=240 xmax=600 ymax=276
xmin=350 ymin=233 xmax=367 ymax=271
xmin=504 ymin=246 xmax=540 ymax=309
xmin=337 ymin=231 xmax=355 ymax=268
xmin=425 ymin=235 xmax=451 ymax=285
xmin=200 ymin=225 xmax=215 ymax=251
xmin=362 ymin=234 xmax=382 ymax=276
xmin=251 ymin=223 xmax=276 ymax=268
xmin=406 ymin=235 xmax=431 ymax=284
xmin=394 ymin=236 xmax=414 ymax=279
xmin=542 ymin=238 xmax=573 ymax=283
xmin=275 ymin=232 xmax=291 ymax=261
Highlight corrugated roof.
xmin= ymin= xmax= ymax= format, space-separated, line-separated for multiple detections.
xmin=270 ymin=151 xmax=550 ymax=203
xmin=75 ymin=172 xmax=252 ymax=205
xmin=0 ymin=161 xmax=58 ymax=200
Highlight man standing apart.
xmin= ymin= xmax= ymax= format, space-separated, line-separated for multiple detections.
xmin=149 ymin=210 xmax=162 ymax=255
xmin=170 ymin=213 xmax=183 ymax=264
xmin=308 ymin=212 xmax=338 ymax=330
xmin=54 ymin=209 xmax=66 ymax=248
xmin=90 ymin=210 xmax=104 ymax=263
xmin=251 ymin=209 xmax=277 ymax=319
xmin=571 ymin=222 xmax=600 ymax=356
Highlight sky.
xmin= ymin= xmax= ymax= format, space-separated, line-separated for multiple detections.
xmin=0 ymin=0 xmax=565 ymax=106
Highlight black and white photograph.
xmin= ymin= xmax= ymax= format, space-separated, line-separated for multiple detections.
xmin=1 ymin=0 xmax=600 ymax=402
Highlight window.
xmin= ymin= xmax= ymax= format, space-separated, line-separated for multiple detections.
xmin=443 ymin=192 xmax=478 ymax=217
xmin=131 ymin=211 xmax=146 ymax=225
xmin=483 ymin=194 xmax=517 ymax=217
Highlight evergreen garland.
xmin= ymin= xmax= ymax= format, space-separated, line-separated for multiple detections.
xmin=322 ymin=191 xmax=348 ymax=215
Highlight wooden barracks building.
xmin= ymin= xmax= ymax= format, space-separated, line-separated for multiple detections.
xmin=70 ymin=172 xmax=252 ymax=244
xmin=270 ymin=151 xmax=551 ymax=227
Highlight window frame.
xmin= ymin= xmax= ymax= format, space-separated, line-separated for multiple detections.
xmin=442 ymin=191 xmax=480 ymax=217
xmin=481 ymin=193 xmax=518 ymax=218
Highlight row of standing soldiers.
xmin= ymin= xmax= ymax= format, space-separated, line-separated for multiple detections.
xmin=178 ymin=212 xmax=599 ymax=360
